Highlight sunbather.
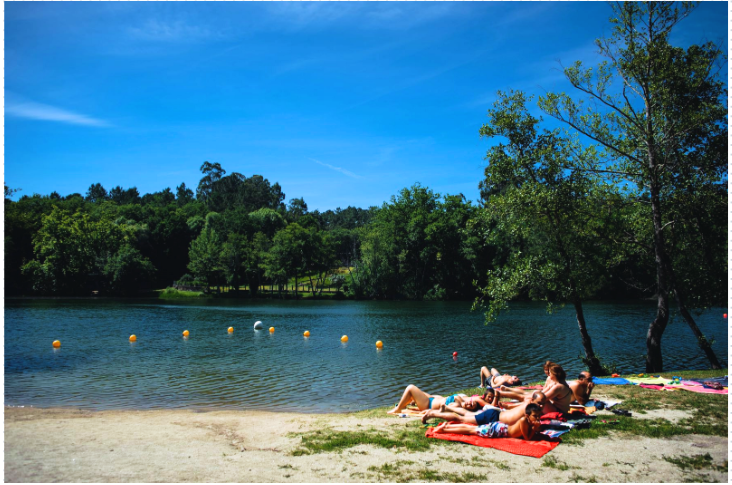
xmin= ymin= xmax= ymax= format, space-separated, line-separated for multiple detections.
xmin=431 ymin=403 xmax=543 ymax=440
xmin=496 ymin=361 xmax=558 ymax=402
xmin=386 ymin=385 xmax=481 ymax=414
xmin=541 ymin=364 xmax=573 ymax=414
xmin=479 ymin=366 xmax=522 ymax=388
xmin=422 ymin=391 xmax=546 ymax=426
xmin=570 ymin=372 xmax=594 ymax=405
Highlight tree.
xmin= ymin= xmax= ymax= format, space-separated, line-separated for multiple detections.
xmin=220 ymin=233 xmax=248 ymax=291
xmin=187 ymin=224 xmax=223 ymax=290
xmin=476 ymin=90 xmax=619 ymax=375
xmin=85 ymin=183 xmax=108 ymax=203
xmin=176 ymin=183 xmax=195 ymax=206
xmin=538 ymin=2 xmax=725 ymax=371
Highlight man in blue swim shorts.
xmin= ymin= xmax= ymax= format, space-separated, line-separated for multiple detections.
xmin=431 ymin=403 xmax=543 ymax=440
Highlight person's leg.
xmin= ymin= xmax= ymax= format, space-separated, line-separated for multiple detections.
xmin=388 ymin=385 xmax=432 ymax=414
xmin=435 ymin=423 xmax=481 ymax=435
xmin=496 ymin=388 xmax=526 ymax=401
xmin=422 ymin=406 xmax=479 ymax=424
xmin=479 ymin=366 xmax=491 ymax=388
xmin=499 ymin=402 xmax=530 ymax=425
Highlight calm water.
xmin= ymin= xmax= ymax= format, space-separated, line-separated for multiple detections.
xmin=5 ymin=298 xmax=727 ymax=413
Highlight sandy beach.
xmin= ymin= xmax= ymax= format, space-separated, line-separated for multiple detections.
xmin=5 ymin=404 xmax=727 ymax=483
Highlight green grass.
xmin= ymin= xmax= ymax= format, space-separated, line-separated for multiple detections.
xmin=288 ymin=421 xmax=443 ymax=456
xmin=542 ymin=456 xmax=572 ymax=470
xmin=157 ymin=287 xmax=210 ymax=299
xmin=663 ymin=453 xmax=728 ymax=472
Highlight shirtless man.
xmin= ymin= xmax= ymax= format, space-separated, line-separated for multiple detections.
xmin=569 ymin=372 xmax=595 ymax=405
xmin=387 ymin=385 xmax=481 ymax=414
xmin=422 ymin=391 xmax=546 ymax=427
xmin=431 ymin=403 xmax=543 ymax=440
xmin=479 ymin=366 xmax=522 ymax=388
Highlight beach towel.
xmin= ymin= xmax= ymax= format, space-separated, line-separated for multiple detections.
xmin=664 ymin=384 xmax=727 ymax=395
xmin=592 ymin=377 xmax=632 ymax=385
xmin=627 ymin=377 xmax=673 ymax=385
xmin=425 ymin=427 xmax=559 ymax=458
xmin=639 ymin=384 xmax=669 ymax=391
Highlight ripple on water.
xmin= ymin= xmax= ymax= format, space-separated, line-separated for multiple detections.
xmin=4 ymin=299 xmax=727 ymax=412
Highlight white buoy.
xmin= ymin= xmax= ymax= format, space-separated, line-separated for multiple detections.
xmin=253 ymin=321 xmax=264 ymax=330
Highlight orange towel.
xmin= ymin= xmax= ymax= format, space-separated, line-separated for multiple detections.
xmin=425 ymin=427 xmax=559 ymax=458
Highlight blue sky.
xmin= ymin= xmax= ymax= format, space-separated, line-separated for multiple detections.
xmin=4 ymin=2 xmax=727 ymax=211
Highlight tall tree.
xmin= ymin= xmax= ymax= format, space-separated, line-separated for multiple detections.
xmin=476 ymin=90 xmax=618 ymax=375
xmin=538 ymin=2 xmax=725 ymax=371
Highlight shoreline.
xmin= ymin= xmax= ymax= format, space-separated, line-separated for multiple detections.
xmin=6 ymin=391 xmax=728 ymax=483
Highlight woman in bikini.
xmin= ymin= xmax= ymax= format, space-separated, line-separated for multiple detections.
xmin=496 ymin=360 xmax=559 ymax=402
xmin=386 ymin=385 xmax=483 ymax=415
xmin=541 ymin=364 xmax=573 ymax=414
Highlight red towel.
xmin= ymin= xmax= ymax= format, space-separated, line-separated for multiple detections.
xmin=541 ymin=412 xmax=566 ymax=421
xmin=425 ymin=428 xmax=559 ymax=458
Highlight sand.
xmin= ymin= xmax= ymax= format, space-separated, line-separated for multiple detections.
xmin=4 ymin=406 xmax=728 ymax=483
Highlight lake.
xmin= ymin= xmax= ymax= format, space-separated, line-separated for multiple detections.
xmin=4 ymin=298 xmax=727 ymax=413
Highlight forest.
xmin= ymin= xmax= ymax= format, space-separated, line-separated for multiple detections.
xmin=4 ymin=3 xmax=726 ymax=373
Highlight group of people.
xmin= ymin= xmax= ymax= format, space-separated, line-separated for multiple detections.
xmin=387 ymin=361 xmax=595 ymax=440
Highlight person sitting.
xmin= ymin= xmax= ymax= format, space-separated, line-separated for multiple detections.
xmin=541 ymin=364 xmax=573 ymax=414
xmin=431 ymin=403 xmax=543 ymax=440
xmin=569 ymin=371 xmax=595 ymax=405
xmin=422 ymin=391 xmax=546 ymax=427
xmin=387 ymin=385 xmax=481 ymax=414
xmin=479 ymin=366 xmax=522 ymax=388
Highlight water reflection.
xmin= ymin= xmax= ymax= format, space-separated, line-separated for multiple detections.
xmin=4 ymin=298 xmax=727 ymax=413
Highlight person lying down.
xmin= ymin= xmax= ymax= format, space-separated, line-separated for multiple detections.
xmin=431 ymin=403 xmax=543 ymax=440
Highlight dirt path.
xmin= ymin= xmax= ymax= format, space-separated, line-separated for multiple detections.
xmin=4 ymin=407 xmax=727 ymax=482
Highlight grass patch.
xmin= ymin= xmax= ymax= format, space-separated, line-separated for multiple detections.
xmin=157 ymin=287 xmax=210 ymax=299
xmin=542 ymin=456 xmax=571 ymax=470
xmin=289 ymin=422 xmax=440 ymax=456
xmin=367 ymin=462 xmax=486 ymax=482
xmin=663 ymin=453 xmax=728 ymax=472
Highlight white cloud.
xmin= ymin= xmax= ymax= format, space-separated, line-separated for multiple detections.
xmin=128 ymin=19 xmax=220 ymax=42
xmin=5 ymin=97 xmax=109 ymax=127
xmin=311 ymin=158 xmax=360 ymax=179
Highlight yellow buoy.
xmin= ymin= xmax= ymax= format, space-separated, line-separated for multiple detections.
xmin=341 ymin=335 xmax=348 ymax=343
xmin=376 ymin=340 xmax=383 ymax=348
xmin=182 ymin=330 xmax=190 ymax=337
xmin=228 ymin=327 xmax=234 ymax=333
xmin=52 ymin=340 xmax=61 ymax=348
xmin=269 ymin=327 xmax=275 ymax=333
xmin=304 ymin=331 xmax=310 ymax=337
xmin=129 ymin=335 xmax=137 ymax=342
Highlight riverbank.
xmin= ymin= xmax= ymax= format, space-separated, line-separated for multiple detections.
xmin=5 ymin=375 xmax=728 ymax=483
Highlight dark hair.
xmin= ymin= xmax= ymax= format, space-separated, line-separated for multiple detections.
xmin=482 ymin=388 xmax=495 ymax=399
xmin=578 ymin=374 xmax=586 ymax=380
xmin=543 ymin=361 xmax=557 ymax=373
xmin=549 ymin=364 xmax=566 ymax=382
xmin=525 ymin=403 xmax=541 ymax=415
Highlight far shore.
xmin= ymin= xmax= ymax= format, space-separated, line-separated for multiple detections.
xmin=5 ymin=381 xmax=728 ymax=483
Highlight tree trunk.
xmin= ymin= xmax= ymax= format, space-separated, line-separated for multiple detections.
xmin=646 ymin=179 xmax=671 ymax=372
xmin=308 ymin=274 xmax=316 ymax=297
xmin=673 ymin=287 xmax=722 ymax=369
xmin=573 ymin=297 xmax=605 ymax=376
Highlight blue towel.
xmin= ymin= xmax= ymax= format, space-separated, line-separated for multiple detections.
xmin=593 ymin=377 xmax=633 ymax=385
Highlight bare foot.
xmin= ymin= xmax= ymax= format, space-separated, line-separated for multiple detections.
xmin=387 ymin=407 xmax=400 ymax=415
xmin=433 ymin=422 xmax=448 ymax=434
xmin=421 ymin=411 xmax=433 ymax=424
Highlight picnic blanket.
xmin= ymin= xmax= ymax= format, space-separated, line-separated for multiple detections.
xmin=425 ymin=427 xmax=559 ymax=458
xmin=664 ymin=384 xmax=727 ymax=395
xmin=593 ymin=377 xmax=632 ymax=385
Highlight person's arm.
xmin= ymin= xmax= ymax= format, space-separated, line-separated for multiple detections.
xmin=524 ymin=415 xmax=540 ymax=440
